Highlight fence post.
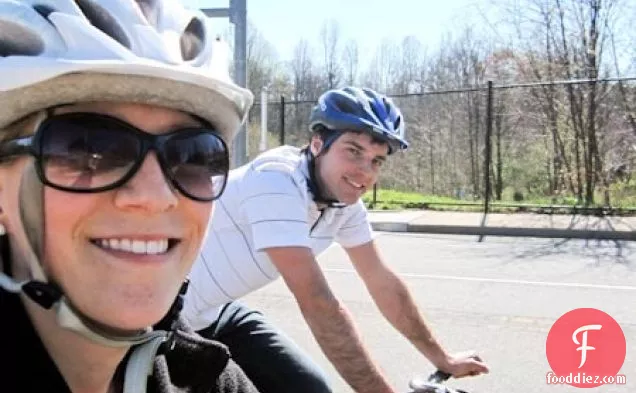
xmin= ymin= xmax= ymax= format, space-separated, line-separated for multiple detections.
xmin=479 ymin=80 xmax=494 ymax=242
xmin=372 ymin=183 xmax=377 ymax=208
xmin=279 ymin=95 xmax=285 ymax=146
xmin=259 ymin=87 xmax=268 ymax=152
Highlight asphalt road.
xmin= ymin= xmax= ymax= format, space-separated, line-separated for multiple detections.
xmin=241 ymin=232 xmax=636 ymax=393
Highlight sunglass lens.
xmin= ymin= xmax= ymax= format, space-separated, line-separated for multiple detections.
xmin=39 ymin=117 xmax=140 ymax=190
xmin=163 ymin=132 xmax=228 ymax=201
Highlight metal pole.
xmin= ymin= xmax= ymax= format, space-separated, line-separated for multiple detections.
xmin=479 ymin=80 xmax=494 ymax=242
xmin=260 ymin=87 xmax=268 ymax=152
xmin=230 ymin=0 xmax=247 ymax=168
xmin=279 ymin=95 xmax=285 ymax=146
xmin=202 ymin=3 xmax=248 ymax=168
xmin=201 ymin=8 xmax=229 ymax=17
xmin=372 ymin=183 xmax=377 ymax=208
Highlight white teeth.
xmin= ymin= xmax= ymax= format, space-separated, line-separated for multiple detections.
xmin=95 ymin=238 xmax=170 ymax=255
xmin=132 ymin=240 xmax=146 ymax=254
xmin=121 ymin=239 xmax=131 ymax=250
xmin=345 ymin=177 xmax=363 ymax=189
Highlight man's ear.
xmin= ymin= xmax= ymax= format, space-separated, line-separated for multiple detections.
xmin=310 ymin=136 xmax=324 ymax=156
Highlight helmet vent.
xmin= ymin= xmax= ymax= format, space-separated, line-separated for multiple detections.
xmin=136 ymin=0 xmax=159 ymax=27
xmin=180 ymin=17 xmax=205 ymax=61
xmin=333 ymin=96 xmax=358 ymax=115
xmin=32 ymin=5 xmax=55 ymax=18
xmin=0 ymin=21 xmax=44 ymax=56
xmin=75 ymin=0 xmax=131 ymax=49
xmin=393 ymin=114 xmax=401 ymax=129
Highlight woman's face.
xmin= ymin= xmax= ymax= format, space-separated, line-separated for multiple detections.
xmin=0 ymin=102 xmax=213 ymax=332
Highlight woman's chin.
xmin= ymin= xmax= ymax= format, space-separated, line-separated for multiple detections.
xmin=83 ymin=308 xmax=171 ymax=336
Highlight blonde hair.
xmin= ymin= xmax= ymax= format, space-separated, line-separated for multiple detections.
xmin=0 ymin=112 xmax=45 ymax=142
xmin=0 ymin=112 xmax=45 ymax=164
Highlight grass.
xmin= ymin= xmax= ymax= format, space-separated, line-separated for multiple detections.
xmin=362 ymin=189 xmax=481 ymax=211
xmin=362 ymin=188 xmax=636 ymax=215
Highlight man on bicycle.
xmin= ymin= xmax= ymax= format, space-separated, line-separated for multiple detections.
xmin=184 ymin=86 xmax=489 ymax=393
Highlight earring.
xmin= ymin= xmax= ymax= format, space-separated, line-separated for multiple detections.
xmin=0 ymin=222 xmax=8 ymax=275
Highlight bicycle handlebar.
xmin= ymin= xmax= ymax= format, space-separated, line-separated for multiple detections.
xmin=408 ymin=369 xmax=469 ymax=393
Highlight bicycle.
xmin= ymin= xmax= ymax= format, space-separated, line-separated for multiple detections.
xmin=408 ymin=369 xmax=470 ymax=393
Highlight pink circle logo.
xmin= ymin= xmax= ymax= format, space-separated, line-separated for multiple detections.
xmin=546 ymin=308 xmax=626 ymax=388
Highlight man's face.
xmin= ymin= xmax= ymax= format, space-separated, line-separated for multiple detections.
xmin=313 ymin=131 xmax=389 ymax=205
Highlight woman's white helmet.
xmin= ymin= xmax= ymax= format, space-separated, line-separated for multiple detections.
xmin=0 ymin=0 xmax=253 ymax=144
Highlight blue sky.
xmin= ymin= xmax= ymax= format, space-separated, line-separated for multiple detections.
xmin=183 ymin=0 xmax=489 ymax=66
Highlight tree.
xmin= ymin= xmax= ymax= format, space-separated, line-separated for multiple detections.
xmin=393 ymin=36 xmax=425 ymax=94
xmin=244 ymin=21 xmax=280 ymax=94
xmin=490 ymin=0 xmax=626 ymax=205
xmin=288 ymin=38 xmax=322 ymax=144
xmin=320 ymin=18 xmax=342 ymax=89
xmin=341 ymin=39 xmax=359 ymax=86
xmin=362 ymin=38 xmax=399 ymax=92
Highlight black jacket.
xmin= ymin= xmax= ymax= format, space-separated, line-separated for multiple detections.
xmin=1 ymin=288 xmax=260 ymax=393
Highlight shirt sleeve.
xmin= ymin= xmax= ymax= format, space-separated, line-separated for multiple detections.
xmin=240 ymin=169 xmax=310 ymax=251
xmin=335 ymin=199 xmax=373 ymax=248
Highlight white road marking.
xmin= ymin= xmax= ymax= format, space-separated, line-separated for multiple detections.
xmin=323 ymin=268 xmax=636 ymax=291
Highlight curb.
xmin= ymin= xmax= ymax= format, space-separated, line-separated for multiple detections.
xmin=370 ymin=222 xmax=408 ymax=232
xmin=370 ymin=222 xmax=636 ymax=241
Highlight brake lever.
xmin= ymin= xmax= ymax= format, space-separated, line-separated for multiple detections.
xmin=408 ymin=370 xmax=469 ymax=393
xmin=428 ymin=370 xmax=453 ymax=383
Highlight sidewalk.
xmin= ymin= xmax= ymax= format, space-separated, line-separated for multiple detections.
xmin=366 ymin=210 xmax=636 ymax=240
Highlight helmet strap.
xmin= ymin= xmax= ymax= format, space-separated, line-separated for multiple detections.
xmin=305 ymin=148 xmax=346 ymax=209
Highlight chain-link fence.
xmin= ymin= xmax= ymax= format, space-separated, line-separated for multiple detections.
xmin=245 ymin=77 xmax=636 ymax=213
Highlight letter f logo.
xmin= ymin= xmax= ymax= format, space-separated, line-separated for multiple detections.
xmin=573 ymin=324 xmax=602 ymax=368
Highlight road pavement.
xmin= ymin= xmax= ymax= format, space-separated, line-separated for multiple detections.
xmin=242 ymin=232 xmax=635 ymax=393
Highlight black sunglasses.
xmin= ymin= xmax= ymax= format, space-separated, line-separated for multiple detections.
xmin=0 ymin=112 xmax=229 ymax=202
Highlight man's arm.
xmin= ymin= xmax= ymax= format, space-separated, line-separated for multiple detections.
xmin=346 ymin=240 xmax=489 ymax=378
xmin=266 ymin=246 xmax=396 ymax=393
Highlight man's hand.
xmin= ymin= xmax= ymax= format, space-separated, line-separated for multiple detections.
xmin=437 ymin=351 xmax=489 ymax=378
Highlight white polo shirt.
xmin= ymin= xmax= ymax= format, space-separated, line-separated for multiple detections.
xmin=183 ymin=145 xmax=373 ymax=330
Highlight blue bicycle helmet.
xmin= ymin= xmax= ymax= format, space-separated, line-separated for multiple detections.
xmin=308 ymin=86 xmax=408 ymax=154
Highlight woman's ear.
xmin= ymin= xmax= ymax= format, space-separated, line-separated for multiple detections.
xmin=0 ymin=168 xmax=12 ymax=236
xmin=0 ymin=209 xmax=5 ymax=235
xmin=0 ymin=175 xmax=6 ymax=235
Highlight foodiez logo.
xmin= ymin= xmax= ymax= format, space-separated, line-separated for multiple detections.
xmin=545 ymin=308 xmax=627 ymax=388
xmin=573 ymin=324 xmax=602 ymax=368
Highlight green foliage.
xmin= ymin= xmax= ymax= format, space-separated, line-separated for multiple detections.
xmin=364 ymin=188 xmax=636 ymax=213
xmin=607 ymin=178 xmax=636 ymax=208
